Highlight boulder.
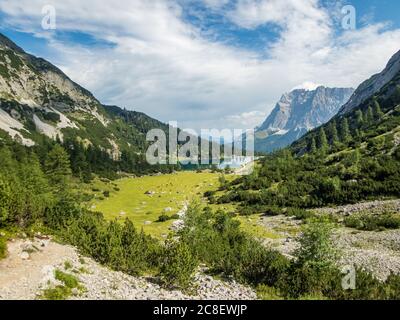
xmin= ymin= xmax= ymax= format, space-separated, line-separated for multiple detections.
xmin=19 ymin=251 xmax=30 ymax=260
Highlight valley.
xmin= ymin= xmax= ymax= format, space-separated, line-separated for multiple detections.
xmin=2 ymin=30 xmax=400 ymax=301
xmin=85 ymin=170 xmax=400 ymax=283
xmin=87 ymin=172 xmax=224 ymax=238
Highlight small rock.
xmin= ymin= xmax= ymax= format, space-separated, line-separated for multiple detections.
xmin=19 ymin=252 xmax=30 ymax=260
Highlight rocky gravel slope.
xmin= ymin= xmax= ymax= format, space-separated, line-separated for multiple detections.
xmin=0 ymin=236 xmax=256 ymax=300
xmin=258 ymin=200 xmax=400 ymax=281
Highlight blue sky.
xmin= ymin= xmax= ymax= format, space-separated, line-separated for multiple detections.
xmin=1 ymin=0 xmax=400 ymax=131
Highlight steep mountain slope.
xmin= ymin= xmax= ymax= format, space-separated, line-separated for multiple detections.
xmin=255 ymin=86 xmax=354 ymax=153
xmin=292 ymin=48 xmax=400 ymax=156
xmin=216 ymin=48 xmax=400 ymax=217
xmin=0 ymin=33 xmax=166 ymax=159
xmin=340 ymin=49 xmax=400 ymax=114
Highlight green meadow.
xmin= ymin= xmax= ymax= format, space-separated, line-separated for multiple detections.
xmin=90 ymin=171 xmax=222 ymax=238
xmin=87 ymin=169 xmax=281 ymax=240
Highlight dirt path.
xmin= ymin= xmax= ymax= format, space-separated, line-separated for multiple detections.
xmin=0 ymin=237 xmax=257 ymax=300
xmin=0 ymin=237 xmax=78 ymax=300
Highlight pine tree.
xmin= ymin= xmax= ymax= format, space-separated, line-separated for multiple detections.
xmin=365 ymin=106 xmax=374 ymax=123
xmin=394 ymin=86 xmax=400 ymax=103
xmin=340 ymin=118 xmax=351 ymax=144
xmin=44 ymin=145 xmax=72 ymax=189
xmin=310 ymin=137 xmax=317 ymax=153
xmin=0 ymin=175 xmax=11 ymax=225
xmin=19 ymin=154 xmax=51 ymax=223
xmin=317 ymin=128 xmax=328 ymax=152
xmin=329 ymin=121 xmax=339 ymax=145
xmin=355 ymin=129 xmax=362 ymax=140
xmin=295 ymin=217 xmax=337 ymax=269
xmin=355 ymin=110 xmax=364 ymax=126
xmin=373 ymin=100 xmax=384 ymax=119
xmin=106 ymin=221 xmax=124 ymax=267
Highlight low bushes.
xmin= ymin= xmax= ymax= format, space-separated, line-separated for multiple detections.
xmin=238 ymin=205 xmax=313 ymax=220
xmin=262 ymin=206 xmax=285 ymax=216
xmin=179 ymin=205 xmax=400 ymax=300
xmin=64 ymin=212 xmax=161 ymax=276
xmin=239 ymin=205 xmax=283 ymax=216
xmin=159 ymin=240 xmax=198 ymax=289
xmin=286 ymin=208 xmax=315 ymax=220
xmin=0 ymin=236 xmax=7 ymax=259
xmin=40 ymin=270 xmax=84 ymax=300
xmin=157 ymin=214 xmax=180 ymax=222
xmin=344 ymin=213 xmax=400 ymax=231
xmin=179 ymin=205 xmax=290 ymax=288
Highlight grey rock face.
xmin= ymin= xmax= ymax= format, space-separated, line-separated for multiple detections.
xmin=0 ymin=37 xmax=100 ymax=113
xmin=0 ymin=33 xmax=168 ymax=159
xmin=0 ymin=32 xmax=109 ymax=145
xmin=255 ymin=86 xmax=354 ymax=153
xmin=340 ymin=49 xmax=400 ymax=114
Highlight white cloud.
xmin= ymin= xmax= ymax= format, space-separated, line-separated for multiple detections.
xmin=201 ymin=0 xmax=230 ymax=10
xmin=0 ymin=0 xmax=400 ymax=132
xmin=292 ymin=82 xmax=323 ymax=91
xmin=227 ymin=0 xmax=327 ymax=30
xmin=225 ymin=110 xmax=267 ymax=129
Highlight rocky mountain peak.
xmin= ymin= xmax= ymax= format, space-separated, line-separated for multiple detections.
xmin=0 ymin=33 xmax=25 ymax=53
xmin=340 ymin=49 xmax=400 ymax=114
xmin=0 ymin=33 xmax=166 ymax=157
xmin=255 ymin=86 xmax=354 ymax=153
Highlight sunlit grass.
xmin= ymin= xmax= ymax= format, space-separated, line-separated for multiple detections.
xmin=236 ymin=215 xmax=282 ymax=240
xmin=90 ymin=171 xmax=222 ymax=238
xmin=88 ymin=170 xmax=282 ymax=241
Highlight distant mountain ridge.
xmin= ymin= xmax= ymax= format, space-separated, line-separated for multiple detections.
xmin=291 ymin=48 xmax=400 ymax=156
xmin=254 ymin=86 xmax=354 ymax=153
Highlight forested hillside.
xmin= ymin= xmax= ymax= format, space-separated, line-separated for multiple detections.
xmin=0 ymin=33 xmax=180 ymax=178
xmin=215 ymin=49 xmax=400 ymax=213
xmin=2 ymin=32 xmax=400 ymax=301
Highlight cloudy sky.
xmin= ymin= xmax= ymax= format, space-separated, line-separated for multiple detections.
xmin=1 ymin=0 xmax=400 ymax=132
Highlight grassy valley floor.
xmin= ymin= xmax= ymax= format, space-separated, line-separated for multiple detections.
xmin=87 ymin=172 xmax=224 ymax=238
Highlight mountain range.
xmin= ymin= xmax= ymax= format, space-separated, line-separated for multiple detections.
xmin=292 ymin=47 xmax=400 ymax=155
xmin=1 ymin=31 xmax=400 ymax=167
xmin=254 ymin=86 xmax=354 ymax=153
